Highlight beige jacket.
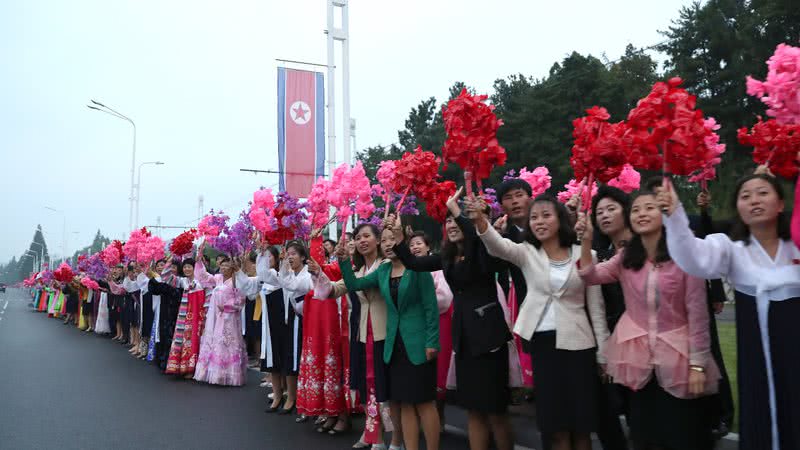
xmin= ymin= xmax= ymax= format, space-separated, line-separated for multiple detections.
xmin=314 ymin=259 xmax=389 ymax=343
xmin=479 ymin=224 xmax=609 ymax=362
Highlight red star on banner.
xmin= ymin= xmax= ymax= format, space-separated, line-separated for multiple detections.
xmin=293 ymin=103 xmax=307 ymax=122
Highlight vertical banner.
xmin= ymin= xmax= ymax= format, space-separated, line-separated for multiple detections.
xmin=277 ymin=67 xmax=326 ymax=197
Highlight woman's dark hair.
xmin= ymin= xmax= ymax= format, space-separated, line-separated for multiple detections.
xmin=267 ymin=246 xmax=280 ymax=270
xmin=591 ymin=185 xmax=632 ymax=249
xmin=181 ymin=258 xmax=196 ymax=268
xmin=217 ymin=255 xmax=231 ymax=265
xmin=351 ymin=223 xmax=382 ymax=270
xmin=622 ymin=191 xmax=671 ymax=270
xmin=285 ymin=241 xmax=308 ymax=265
xmin=408 ymin=231 xmax=431 ymax=248
xmin=247 ymin=251 xmax=257 ymax=264
xmin=345 ymin=232 xmax=354 ymax=240
xmin=441 ymin=211 xmax=463 ymax=265
xmin=728 ymin=173 xmax=791 ymax=244
xmin=522 ymin=194 xmax=576 ymax=249
xmin=155 ymin=258 xmax=167 ymax=266
xmin=322 ymin=239 xmax=337 ymax=257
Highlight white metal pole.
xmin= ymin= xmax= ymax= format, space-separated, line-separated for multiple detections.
xmin=341 ymin=0 xmax=352 ymax=165
xmin=327 ymin=0 xmax=338 ymax=241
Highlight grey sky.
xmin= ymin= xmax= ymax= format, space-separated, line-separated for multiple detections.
xmin=0 ymin=0 xmax=693 ymax=263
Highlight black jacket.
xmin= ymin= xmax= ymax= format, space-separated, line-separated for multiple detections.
xmin=394 ymin=216 xmax=512 ymax=357
xmin=497 ymin=224 xmax=528 ymax=306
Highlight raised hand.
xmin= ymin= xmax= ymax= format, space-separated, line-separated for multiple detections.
xmin=493 ymin=214 xmax=508 ymax=234
xmin=446 ymin=186 xmax=465 ymax=217
xmin=657 ymin=179 xmax=679 ymax=216
xmin=696 ymin=191 xmax=710 ymax=210
xmin=574 ymin=212 xmax=593 ymax=243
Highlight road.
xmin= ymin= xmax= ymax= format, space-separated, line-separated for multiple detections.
xmin=0 ymin=288 xmax=738 ymax=450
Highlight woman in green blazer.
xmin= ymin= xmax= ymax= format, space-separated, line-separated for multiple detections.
xmin=339 ymin=227 xmax=441 ymax=450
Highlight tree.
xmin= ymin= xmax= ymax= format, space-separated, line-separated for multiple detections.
xmin=355 ymin=144 xmax=403 ymax=182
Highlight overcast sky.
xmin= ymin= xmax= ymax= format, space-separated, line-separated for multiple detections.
xmin=0 ymin=0 xmax=694 ymax=263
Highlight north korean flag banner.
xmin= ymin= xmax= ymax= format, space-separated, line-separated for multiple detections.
xmin=277 ymin=67 xmax=325 ymax=197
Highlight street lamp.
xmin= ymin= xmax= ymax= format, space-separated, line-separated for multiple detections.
xmin=44 ymin=207 xmax=66 ymax=265
xmin=30 ymin=242 xmax=45 ymax=271
xmin=135 ymin=161 xmax=164 ymax=229
xmin=87 ymin=99 xmax=136 ymax=233
xmin=24 ymin=251 xmax=38 ymax=275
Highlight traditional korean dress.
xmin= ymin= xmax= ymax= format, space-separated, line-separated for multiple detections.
xmin=295 ymin=238 xmax=347 ymax=417
xmin=664 ymin=204 xmax=800 ymax=450
xmin=163 ymin=269 xmax=207 ymax=376
xmin=193 ymin=263 xmax=248 ymax=386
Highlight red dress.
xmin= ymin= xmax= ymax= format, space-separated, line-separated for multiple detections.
xmin=166 ymin=284 xmax=207 ymax=376
xmin=297 ymin=238 xmax=347 ymax=416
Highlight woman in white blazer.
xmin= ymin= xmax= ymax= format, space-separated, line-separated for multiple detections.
xmin=467 ymin=194 xmax=609 ymax=450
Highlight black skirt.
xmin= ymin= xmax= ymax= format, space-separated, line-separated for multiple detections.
xmin=735 ymin=292 xmax=800 ymax=450
xmin=262 ymin=294 xmax=302 ymax=376
xmin=454 ymin=344 xmax=509 ymax=414
xmin=629 ymin=378 xmax=713 ymax=450
xmin=350 ymin=339 xmax=390 ymax=403
xmin=81 ymin=297 xmax=93 ymax=315
xmin=245 ymin=299 xmax=261 ymax=338
xmin=388 ymin=335 xmax=436 ymax=404
xmin=65 ymin=295 xmax=79 ymax=314
xmin=528 ymin=331 xmax=599 ymax=433
xmin=141 ymin=293 xmax=154 ymax=338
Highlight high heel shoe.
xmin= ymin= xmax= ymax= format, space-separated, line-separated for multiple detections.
xmin=265 ymin=398 xmax=284 ymax=413
xmin=317 ymin=418 xmax=338 ymax=433
xmin=277 ymin=402 xmax=295 ymax=415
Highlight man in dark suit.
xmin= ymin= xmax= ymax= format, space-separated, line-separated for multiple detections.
xmin=495 ymin=178 xmax=533 ymax=303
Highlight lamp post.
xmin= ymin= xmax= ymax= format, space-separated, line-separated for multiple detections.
xmin=44 ymin=207 xmax=66 ymax=265
xmin=30 ymin=242 xmax=45 ymax=271
xmin=24 ymin=251 xmax=38 ymax=275
xmin=87 ymin=99 xmax=136 ymax=233
xmin=134 ymin=161 xmax=164 ymax=229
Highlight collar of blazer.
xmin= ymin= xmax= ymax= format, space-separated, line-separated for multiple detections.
xmin=375 ymin=263 xmax=412 ymax=312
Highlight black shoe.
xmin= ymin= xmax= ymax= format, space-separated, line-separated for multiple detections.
xmin=277 ymin=403 xmax=295 ymax=415
xmin=265 ymin=399 xmax=284 ymax=413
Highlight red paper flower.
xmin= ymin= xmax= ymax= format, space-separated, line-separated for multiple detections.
xmin=54 ymin=262 xmax=75 ymax=283
xmin=738 ymin=118 xmax=800 ymax=179
xmin=394 ymin=146 xmax=441 ymax=196
xmin=626 ymin=77 xmax=716 ymax=177
xmin=420 ymin=180 xmax=456 ymax=224
xmin=570 ymin=106 xmax=629 ymax=183
xmin=442 ymin=89 xmax=507 ymax=183
xmin=170 ymin=229 xmax=197 ymax=257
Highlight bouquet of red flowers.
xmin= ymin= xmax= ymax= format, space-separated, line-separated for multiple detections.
xmin=442 ymin=89 xmax=506 ymax=193
xmin=391 ymin=146 xmax=441 ymax=213
xmin=626 ymin=77 xmax=718 ymax=177
xmin=54 ymin=262 xmax=75 ymax=283
xmin=169 ymin=229 xmax=197 ymax=258
xmin=420 ymin=180 xmax=457 ymax=224
xmin=738 ymin=118 xmax=800 ymax=179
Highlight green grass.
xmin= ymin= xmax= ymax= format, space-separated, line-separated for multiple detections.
xmin=717 ymin=321 xmax=738 ymax=432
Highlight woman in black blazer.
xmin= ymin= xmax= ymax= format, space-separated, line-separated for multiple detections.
xmin=386 ymin=187 xmax=513 ymax=450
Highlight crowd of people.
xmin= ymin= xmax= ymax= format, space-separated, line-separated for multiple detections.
xmin=24 ymin=169 xmax=800 ymax=450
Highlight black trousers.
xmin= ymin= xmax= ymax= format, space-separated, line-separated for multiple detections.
xmin=707 ymin=302 xmax=735 ymax=428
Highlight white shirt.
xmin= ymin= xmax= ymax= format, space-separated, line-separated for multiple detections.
xmin=536 ymin=258 xmax=570 ymax=332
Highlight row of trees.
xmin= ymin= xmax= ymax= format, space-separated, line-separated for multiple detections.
xmin=357 ymin=0 xmax=798 ymax=238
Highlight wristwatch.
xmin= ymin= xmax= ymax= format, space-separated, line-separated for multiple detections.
xmin=690 ymin=365 xmax=705 ymax=373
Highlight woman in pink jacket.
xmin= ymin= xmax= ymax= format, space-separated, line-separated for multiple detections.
xmin=575 ymin=189 xmax=720 ymax=450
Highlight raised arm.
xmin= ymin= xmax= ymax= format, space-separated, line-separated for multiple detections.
xmin=660 ymin=183 xmax=733 ymax=280
xmin=577 ymin=251 xmax=622 ymax=286
xmin=338 ymin=258 xmax=381 ymax=292
xmin=476 ymin=219 xmax=529 ymax=269
xmin=235 ymin=270 xmax=261 ymax=298
xmin=393 ymin=240 xmax=443 ymax=273
xmin=255 ymin=252 xmax=280 ymax=286
xmin=194 ymin=260 xmax=217 ymax=289
xmin=663 ymin=204 xmax=733 ymax=280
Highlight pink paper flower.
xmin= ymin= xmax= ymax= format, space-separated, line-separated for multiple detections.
xmin=517 ymin=166 xmax=552 ymax=197
xmin=307 ymin=177 xmax=333 ymax=228
xmin=688 ymin=117 xmax=726 ymax=184
xmin=607 ymin=164 xmax=641 ymax=193
xmin=328 ymin=162 xmax=375 ymax=223
xmin=746 ymin=43 xmax=800 ymax=125
xmin=557 ymin=179 xmax=598 ymax=203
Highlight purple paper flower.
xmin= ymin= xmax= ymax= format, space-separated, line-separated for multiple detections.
xmin=357 ymin=215 xmax=384 ymax=230
xmin=502 ymin=169 xmax=517 ymax=182
xmin=394 ymin=193 xmax=420 ymax=216
xmin=482 ymin=188 xmax=503 ymax=219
